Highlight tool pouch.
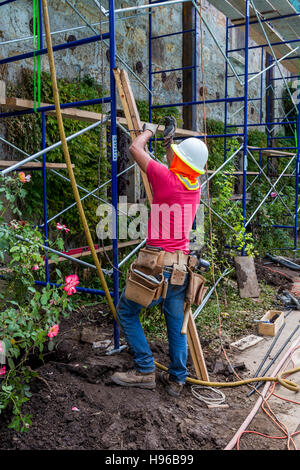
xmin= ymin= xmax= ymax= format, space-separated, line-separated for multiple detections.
xmin=170 ymin=264 xmax=187 ymax=286
xmin=185 ymin=267 xmax=207 ymax=306
xmin=125 ymin=263 xmax=164 ymax=307
xmin=135 ymin=247 xmax=164 ymax=270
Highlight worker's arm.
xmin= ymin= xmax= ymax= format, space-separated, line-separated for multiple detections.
xmin=129 ymin=130 xmax=153 ymax=173
xmin=165 ymin=142 xmax=174 ymax=167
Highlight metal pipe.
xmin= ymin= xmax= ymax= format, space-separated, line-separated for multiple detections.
xmin=151 ymin=96 xmax=244 ymax=109
xmin=250 ymin=0 xmax=298 ymax=114
xmin=247 ymin=324 xmax=300 ymax=397
xmin=65 ymin=0 xmax=152 ymax=94
xmin=191 ymin=0 xmax=243 ymax=86
xmin=39 ymin=0 xmax=50 ymax=284
xmin=109 ymin=0 xmax=190 ymax=15
xmin=241 ymin=0 xmax=250 ymax=256
xmin=41 ymin=0 xmax=118 ymax=324
xmin=201 ymin=145 xmax=243 ymax=189
xmin=294 ymin=94 xmax=300 ymax=257
xmin=245 ymin=156 xmax=296 ymax=227
xmin=118 ymin=239 xmax=146 ymax=268
xmin=0 ymin=97 xmax=111 ymax=120
xmin=0 ymin=0 xmax=17 ymax=5
xmin=108 ymin=0 xmax=120 ymax=349
xmin=247 ymin=322 xmax=285 ymax=396
xmin=0 ymin=12 xmax=149 ymax=46
xmin=35 ymin=280 xmax=114 ymax=296
xmin=246 ymin=46 xmax=299 ymax=85
xmin=14 ymin=234 xmax=97 ymax=270
xmin=0 ymin=32 xmax=110 ymax=65
xmin=247 ymin=149 xmax=294 ymax=218
xmin=193 ymin=268 xmax=233 ymax=319
xmin=0 ymin=136 xmax=135 ymax=218
xmin=1 ymin=117 xmax=109 ymax=175
xmin=106 ymin=239 xmax=147 ymax=275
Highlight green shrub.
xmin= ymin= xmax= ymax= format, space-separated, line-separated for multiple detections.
xmin=0 ymin=173 xmax=76 ymax=431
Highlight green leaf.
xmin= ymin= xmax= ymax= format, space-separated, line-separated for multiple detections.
xmin=7 ymin=357 xmax=15 ymax=369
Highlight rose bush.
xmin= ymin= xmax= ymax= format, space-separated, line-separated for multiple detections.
xmin=0 ymin=172 xmax=79 ymax=431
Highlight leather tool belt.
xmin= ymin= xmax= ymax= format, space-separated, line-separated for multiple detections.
xmin=124 ymin=245 xmax=204 ymax=308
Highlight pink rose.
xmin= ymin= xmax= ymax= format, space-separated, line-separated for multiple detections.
xmin=0 ymin=366 xmax=6 ymax=376
xmin=271 ymin=192 xmax=277 ymax=198
xmin=47 ymin=324 xmax=59 ymax=338
xmin=18 ymin=172 xmax=31 ymax=183
xmin=64 ymin=274 xmax=79 ymax=296
xmin=56 ymin=222 xmax=70 ymax=233
xmin=32 ymin=265 xmax=39 ymax=271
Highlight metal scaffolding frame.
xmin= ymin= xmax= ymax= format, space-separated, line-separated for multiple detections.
xmin=0 ymin=0 xmax=300 ymax=348
xmin=148 ymin=0 xmax=300 ymax=257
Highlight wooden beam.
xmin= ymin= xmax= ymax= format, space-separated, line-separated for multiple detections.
xmin=248 ymin=146 xmax=296 ymax=156
xmin=187 ymin=310 xmax=209 ymax=381
xmin=48 ymin=239 xmax=141 ymax=264
xmin=0 ymin=96 xmax=202 ymax=139
xmin=113 ymin=67 xmax=153 ymax=205
xmin=0 ymin=160 xmax=74 ymax=169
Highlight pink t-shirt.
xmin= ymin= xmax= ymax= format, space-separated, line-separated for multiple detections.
xmin=146 ymin=159 xmax=201 ymax=254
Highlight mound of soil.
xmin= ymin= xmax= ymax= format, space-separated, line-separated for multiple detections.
xmin=255 ymin=259 xmax=293 ymax=291
xmin=0 ymin=304 xmax=288 ymax=452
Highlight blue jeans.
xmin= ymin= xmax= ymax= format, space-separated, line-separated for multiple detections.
xmin=116 ymin=270 xmax=188 ymax=384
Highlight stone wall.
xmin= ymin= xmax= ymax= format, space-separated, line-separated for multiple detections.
xmin=0 ymin=1 xmax=293 ymax=138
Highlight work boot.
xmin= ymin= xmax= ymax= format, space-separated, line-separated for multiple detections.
xmin=111 ymin=369 xmax=156 ymax=389
xmin=159 ymin=371 xmax=184 ymax=398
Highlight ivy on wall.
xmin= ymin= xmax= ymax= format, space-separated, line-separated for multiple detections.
xmin=6 ymin=70 xmax=108 ymax=249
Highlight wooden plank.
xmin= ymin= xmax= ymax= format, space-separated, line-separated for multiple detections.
xmin=248 ymin=146 xmax=296 ymax=156
xmin=187 ymin=310 xmax=210 ymax=381
xmin=246 ymin=0 xmax=275 ymax=15
xmin=208 ymin=0 xmax=244 ymax=20
xmin=226 ymin=1 xmax=299 ymax=74
xmin=113 ymin=67 xmax=153 ymax=205
xmin=268 ymin=0 xmax=296 ymax=15
xmin=0 ymin=160 xmax=74 ymax=169
xmin=48 ymin=239 xmax=141 ymax=264
xmin=0 ymin=96 xmax=202 ymax=139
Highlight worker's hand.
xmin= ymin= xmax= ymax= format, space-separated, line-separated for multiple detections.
xmin=142 ymin=122 xmax=159 ymax=136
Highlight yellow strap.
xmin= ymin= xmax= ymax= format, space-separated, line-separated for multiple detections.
xmin=176 ymin=173 xmax=200 ymax=190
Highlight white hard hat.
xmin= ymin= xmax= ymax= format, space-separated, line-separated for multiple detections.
xmin=171 ymin=137 xmax=208 ymax=174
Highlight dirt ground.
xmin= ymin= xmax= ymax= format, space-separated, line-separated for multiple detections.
xmin=0 ymin=261 xmax=298 ymax=453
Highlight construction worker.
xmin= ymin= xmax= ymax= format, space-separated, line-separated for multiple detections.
xmin=111 ymin=118 xmax=208 ymax=397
